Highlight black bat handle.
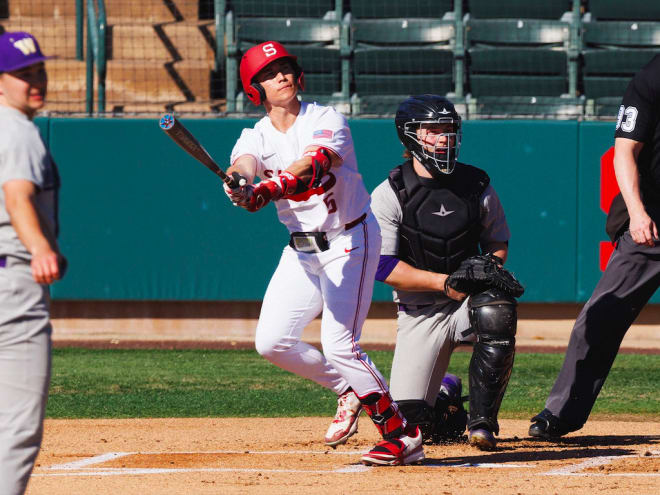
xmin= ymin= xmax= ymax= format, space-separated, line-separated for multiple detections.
xmin=229 ymin=171 xmax=247 ymax=189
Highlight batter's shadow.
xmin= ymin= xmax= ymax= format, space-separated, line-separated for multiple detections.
xmin=423 ymin=446 xmax=640 ymax=465
xmin=500 ymin=434 xmax=660 ymax=448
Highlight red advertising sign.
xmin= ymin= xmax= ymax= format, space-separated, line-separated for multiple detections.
xmin=600 ymin=146 xmax=618 ymax=270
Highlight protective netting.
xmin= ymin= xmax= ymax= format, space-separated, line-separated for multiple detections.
xmin=0 ymin=0 xmax=218 ymax=115
xmin=0 ymin=1 xmax=658 ymax=119
xmin=0 ymin=1 xmax=85 ymax=114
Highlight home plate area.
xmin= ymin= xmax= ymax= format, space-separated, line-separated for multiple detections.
xmin=34 ymin=448 xmax=660 ymax=478
xmin=27 ymin=418 xmax=660 ymax=494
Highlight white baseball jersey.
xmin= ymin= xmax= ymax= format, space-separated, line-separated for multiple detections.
xmin=230 ymin=101 xmax=370 ymax=233
xmin=234 ymin=101 xmax=390 ymax=400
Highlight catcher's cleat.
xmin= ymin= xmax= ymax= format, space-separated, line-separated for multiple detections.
xmin=361 ymin=426 xmax=425 ymax=466
xmin=529 ymin=409 xmax=580 ymax=439
xmin=325 ymin=389 xmax=361 ymax=448
xmin=469 ymin=428 xmax=496 ymax=450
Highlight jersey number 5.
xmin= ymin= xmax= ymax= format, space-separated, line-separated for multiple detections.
xmin=324 ymin=193 xmax=337 ymax=214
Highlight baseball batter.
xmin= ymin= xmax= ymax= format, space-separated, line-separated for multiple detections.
xmin=370 ymin=95 xmax=518 ymax=450
xmin=223 ymin=41 xmax=423 ymax=466
xmin=530 ymin=54 xmax=660 ymax=438
xmin=0 ymin=31 xmax=63 ymax=495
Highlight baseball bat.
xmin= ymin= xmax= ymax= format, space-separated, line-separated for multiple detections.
xmin=159 ymin=114 xmax=246 ymax=188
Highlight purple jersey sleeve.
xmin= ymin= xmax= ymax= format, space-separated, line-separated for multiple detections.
xmin=376 ymin=255 xmax=400 ymax=282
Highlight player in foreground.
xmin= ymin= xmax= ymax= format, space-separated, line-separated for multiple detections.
xmin=530 ymin=55 xmax=660 ymax=439
xmin=370 ymin=95 xmax=524 ymax=450
xmin=0 ymin=31 xmax=65 ymax=494
xmin=223 ymin=41 xmax=423 ymax=466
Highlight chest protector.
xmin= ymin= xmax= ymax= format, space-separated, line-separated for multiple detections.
xmin=389 ymin=160 xmax=490 ymax=274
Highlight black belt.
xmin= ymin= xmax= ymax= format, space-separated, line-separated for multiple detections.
xmin=397 ymin=303 xmax=434 ymax=312
xmin=289 ymin=213 xmax=367 ymax=253
xmin=0 ymin=255 xmax=5 ymax=268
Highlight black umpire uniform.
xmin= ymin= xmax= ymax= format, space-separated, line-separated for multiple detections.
xmin=530 ymin=54 xmax=660 ymax=437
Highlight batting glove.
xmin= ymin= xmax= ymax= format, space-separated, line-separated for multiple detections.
xmin=223 ymin=182 xmax=250 ymax=206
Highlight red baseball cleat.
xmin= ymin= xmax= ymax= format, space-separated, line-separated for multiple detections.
xmin=360 ymin=426 xmax=425 ymax=466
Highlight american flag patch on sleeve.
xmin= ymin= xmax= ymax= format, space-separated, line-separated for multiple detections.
xmin=313 ymin=129 xmax=334 ymax=139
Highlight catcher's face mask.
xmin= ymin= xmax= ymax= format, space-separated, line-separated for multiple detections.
xmin=405 ymin=120 xmax=461 ymax=175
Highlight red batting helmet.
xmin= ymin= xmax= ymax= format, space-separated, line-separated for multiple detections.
xmin=239 ymin=41 xmax=305 ymax=106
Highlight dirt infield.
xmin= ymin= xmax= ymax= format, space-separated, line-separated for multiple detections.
xmin=29 ymin=418 xmax=660 ymax=495
xmin=37 ymin=301 xmax=659 ymax=493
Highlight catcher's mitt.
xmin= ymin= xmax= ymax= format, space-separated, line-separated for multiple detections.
xmin=445 ymin=254 xmax=524 ymax=298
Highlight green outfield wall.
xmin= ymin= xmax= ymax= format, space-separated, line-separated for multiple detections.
xmin=35 ymin=117 xmax=630 ymax=303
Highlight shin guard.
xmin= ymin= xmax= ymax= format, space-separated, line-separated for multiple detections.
xmin=468 ymin=341 xmax=515 ymax=434
xmin=467 ymin=289 xmax=517 ymax=434
xmin=359 ymin=391 xmax=407 ymax=439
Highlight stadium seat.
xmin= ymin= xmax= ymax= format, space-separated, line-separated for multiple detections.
xmin=587 ymin=0 xmax=660 ymax=21
xmin=462 ymin=1 xmax=584 ymax=118
xmin=349 ymin=1 xmax=456 ymax=116
xmin=466 ymin=19 xmax=570 ymax=97
xmin=582 ymin=20 xmax=660 ymax=118
xmin=467 ymin=95 xmax=584 ymax=119
xmin=225 ymin=12 xmax=349 ymax=112
xmin=227 ymin=0 xmax=337 ymax=18
xmin=467 ymin=0 xmax=573 ymax=19
xmin=349 ymin=0 xmax=453 ymax=19
xmin=585 ymin=96 xmax=621 ymax=119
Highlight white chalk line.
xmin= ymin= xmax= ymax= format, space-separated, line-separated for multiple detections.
xmin=33 ymin=465 xmax=372 ymax=477
xmin=48 ymin=452 xmax=133 ymax=470
xmin=543 ymin=453 xmax=660 ymax=477
xmin=35 ymin=449 xmax=535 ymax=477
xmin=34 ymin=450 xmax=660 ymax=478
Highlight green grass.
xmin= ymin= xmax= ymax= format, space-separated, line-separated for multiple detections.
xmin=47 ymin=348 xmax=660 ymax=419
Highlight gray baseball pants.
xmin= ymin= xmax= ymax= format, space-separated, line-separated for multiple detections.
xmin=389 ymin=298 xmax=475 ymax=404
xmin=546 ymin=231 xmax=660 ymax=427
xmin=0 ymin=256 xmax=52 ymax=495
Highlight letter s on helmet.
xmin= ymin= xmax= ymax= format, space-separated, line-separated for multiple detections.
xmin=239 ymin=41 xmax=305 ymax=106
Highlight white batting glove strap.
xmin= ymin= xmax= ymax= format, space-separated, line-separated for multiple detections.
xmin=223 ymin=182 xmax=250 ymax=206
xmin=266 ymin=176 xmax=286 ymax=197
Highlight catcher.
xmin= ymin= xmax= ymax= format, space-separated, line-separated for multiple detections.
xmin=370 ymin=94 xmax=524 ymax=450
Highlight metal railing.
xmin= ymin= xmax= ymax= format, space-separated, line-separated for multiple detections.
xmin=85 ymin=0 xmax=107 ymax=114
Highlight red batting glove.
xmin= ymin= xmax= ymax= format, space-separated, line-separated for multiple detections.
xmin=244 ymin=179 xmax=282 ymax=212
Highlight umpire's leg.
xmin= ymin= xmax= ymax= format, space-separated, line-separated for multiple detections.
xmin=546 ymin=231 xmax=660 ymax=427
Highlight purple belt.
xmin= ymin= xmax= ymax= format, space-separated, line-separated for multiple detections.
xmin=0 ymin=256 xmax=6 ymax=268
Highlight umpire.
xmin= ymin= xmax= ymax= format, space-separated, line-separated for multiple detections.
xmin=0 ymin=31 xmax=64 ymax=494
xmin=530 ymin=54 xmax=660 ymax=438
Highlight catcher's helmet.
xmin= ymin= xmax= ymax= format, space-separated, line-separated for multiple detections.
xmin=239 ymin=41 xmax=304 ymax=106
xmin=395 ymin=94 xmax=462 ymax=176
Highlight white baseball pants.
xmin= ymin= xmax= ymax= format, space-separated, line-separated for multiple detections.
xmin=255 ymin=213 xmax=389 ymax=397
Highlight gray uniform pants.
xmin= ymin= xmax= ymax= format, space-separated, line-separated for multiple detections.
xmin=546 ymin=231 xmax=660 ymax=427
xmin=389 ymin=298 xmax=475 ymax=405
xmin=0 ymin=257 xmax=52 ymax=495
